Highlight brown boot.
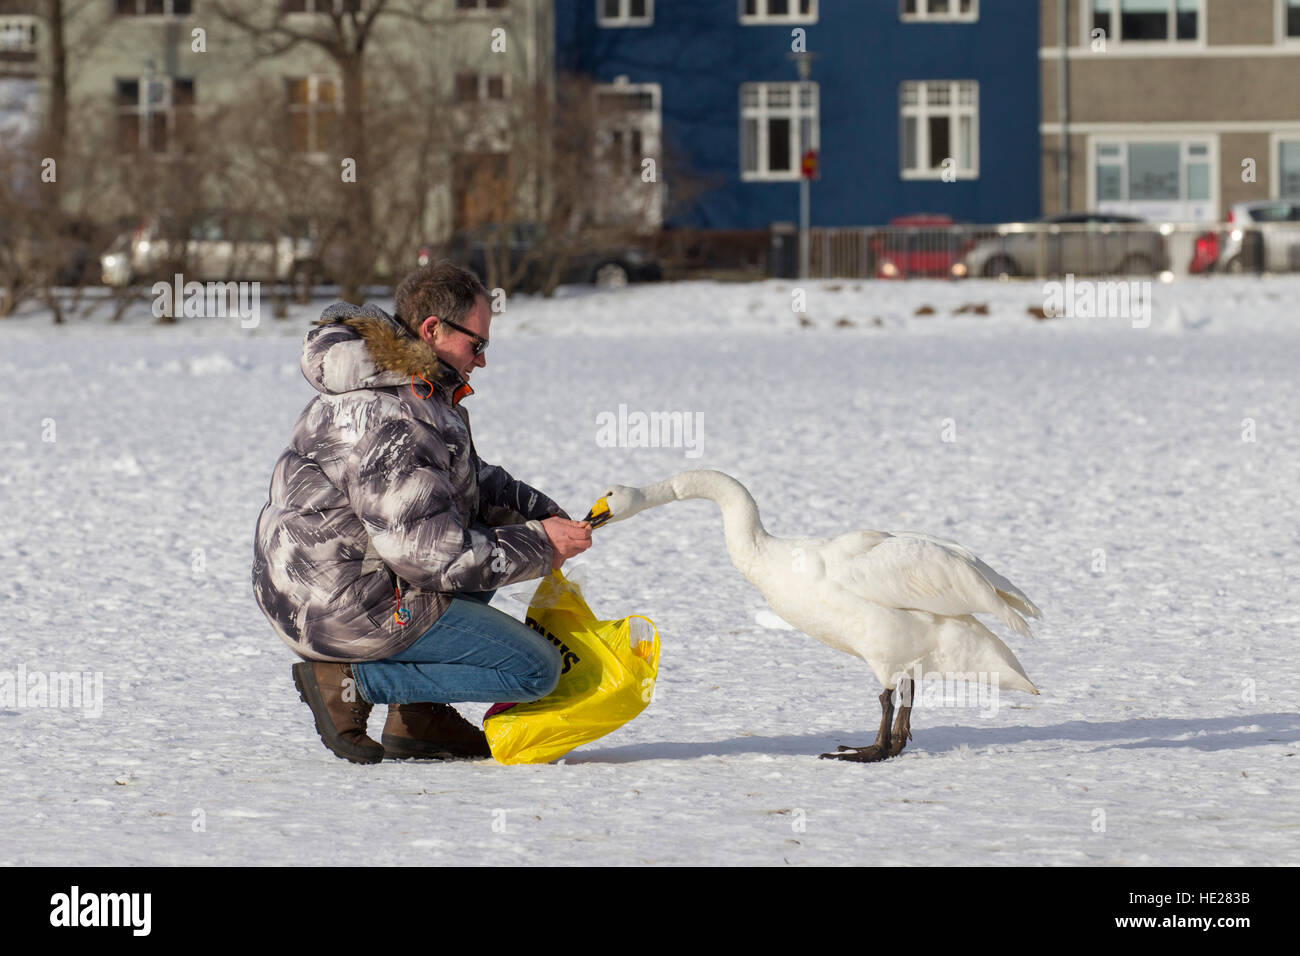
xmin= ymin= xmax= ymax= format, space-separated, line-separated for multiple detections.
xmin=292 ymin=662 xmax=384 ymax=764
xmin=382 ymin=702 xmax=492 ymax=760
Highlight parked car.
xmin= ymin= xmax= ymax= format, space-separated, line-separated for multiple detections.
xmin=959 ymin=213 xmax=1170 ymax=278
xmin=419 ymin=222 xmax=663 ymax=291
xmin=871 ymin=214 xmax=972 ymax=279
xmin=1188 ymin=229 xmax=1222 ymax=274
xmin=1215 ymin=200 xmax=1300 ymax=273
xmin=100 ymin=213 xmax=325 ymax=294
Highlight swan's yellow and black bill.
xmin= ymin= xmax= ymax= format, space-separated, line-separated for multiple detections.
xmin=584 ymin=496 xmax=612 ymax=529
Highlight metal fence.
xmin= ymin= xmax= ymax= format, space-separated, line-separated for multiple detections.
xmin=791 ymin=221 xmax=1300 ymax=280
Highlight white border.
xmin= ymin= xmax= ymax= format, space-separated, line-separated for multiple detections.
xmin=1278 ymin=0 xmax=1300 ymax=45
xmin=900 ymin=0 xmax=978 ymax=24
xmin=898 ymin=80 xmax=979 ymax=180
xmin=596 ymin=0 xmax=654 ymax=28
xmin=739 ymin=0 xmax=819 ymax=26
xmin=739 ymin=81 xmax=819 ymax=181
xmin=1079 ymin=0 xmax=1207 ymax=51
xmin=1086 ymin=130 xmax=1219 ymax=219
xmin=1269 ymin=131 xmax=1300 ymax=196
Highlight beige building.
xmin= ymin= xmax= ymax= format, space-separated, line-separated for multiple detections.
xmin=4 ymin=0 xmax=553 ymax=241
xmin=1041 ymin=0 xmax=1300 ymax=221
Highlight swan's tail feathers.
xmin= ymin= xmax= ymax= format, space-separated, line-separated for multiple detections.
xmin=996 ymin=586 xmax=1042 ymax=622
xmin=994 ymin=602 xmax=1035 ymax=641
xmin=927 ymin=616 xmax=1038 ymax=695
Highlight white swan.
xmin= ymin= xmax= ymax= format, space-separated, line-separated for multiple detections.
xmin=583 ymin=470 xmax=1041 ymax=762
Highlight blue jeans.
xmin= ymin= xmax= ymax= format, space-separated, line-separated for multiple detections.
xmin=351 ymin=590 xmax=561 ymax=706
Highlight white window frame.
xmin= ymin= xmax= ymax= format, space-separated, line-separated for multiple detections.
xmin=900 ymin=0 xmax=978 ymax=23
xmin=597 ymin=0 xmax=654 ymax=27
xmin=0 ymin=16 xmax=39 ymax=52
xmin=286 ymin=74 xmax=341 ymax=156
xmin=115 ymin=0 xmax=193 ymax=16
xmin=1278 ymin=0 xmax=1300 ymax=44
xmin=1088 ymin=133 xmax=1219 ymax=220
xmin=899 ymin=80 xmax=978 ymax=180
xmin=1083 ymin=0 xmax=1206 ymax=49
xmin=1271 ymin=132 xmax=1300 ymax=198
xmin=739 ymin=0 xmax=818 ymax=26
xmin=594 ymin=80 xmax=663 ymax=226
xmin=116 ymin=75 xmax=194 ymax=153
xmin=740 ymin=81 xmax=819 ymax=182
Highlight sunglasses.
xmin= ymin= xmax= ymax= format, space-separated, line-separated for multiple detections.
xmin=437 ymin=317 xmax=489 ymax=356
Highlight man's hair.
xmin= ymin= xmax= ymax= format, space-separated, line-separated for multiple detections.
xmin=394 ymin=260 xmax=488 ymax=336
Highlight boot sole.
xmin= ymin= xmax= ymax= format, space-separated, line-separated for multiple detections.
xmin=292 ymin=662 xmax=383 ymax=765
xmin=380 ymin=734 xmax=491 ymax=761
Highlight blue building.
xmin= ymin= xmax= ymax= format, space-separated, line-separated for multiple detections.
xmin=555 ymin=0 xmax=1042 ymax=229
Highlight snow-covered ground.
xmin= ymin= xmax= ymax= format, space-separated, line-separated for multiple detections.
xmin=2 ymin=277 xmax=1297 ymax=865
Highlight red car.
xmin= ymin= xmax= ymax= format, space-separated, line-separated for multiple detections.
xmin=872 ymin=214 xmax=973 ymax=279
xmin=1188 ymin=229 xmax=1221 ymax=274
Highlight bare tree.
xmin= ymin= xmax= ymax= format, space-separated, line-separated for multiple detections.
xmin=211 ymin=0 xmax=463 ymax=304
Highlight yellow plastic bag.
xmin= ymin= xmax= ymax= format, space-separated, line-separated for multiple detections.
xmin=482 ymin=569 xmax=661 ymax=765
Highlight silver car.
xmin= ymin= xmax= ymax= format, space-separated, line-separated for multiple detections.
xmin=1215 ymin=200 xmax=1300 ymax=273
xmin=959 ymin=213 xmax=1170 ymax=278
xmin=100 ymin=214 xmax=323 ymax=292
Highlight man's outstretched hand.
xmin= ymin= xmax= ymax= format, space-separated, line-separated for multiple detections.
xmin=542 ymin=517 xmax=593 ymax=570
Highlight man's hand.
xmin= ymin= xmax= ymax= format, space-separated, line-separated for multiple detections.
xmin=541 ymin=517 xmax=592 ymax=571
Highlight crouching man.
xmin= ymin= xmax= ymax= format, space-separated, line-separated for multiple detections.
xmin=252 ymin=261 xmax=591 ymax=763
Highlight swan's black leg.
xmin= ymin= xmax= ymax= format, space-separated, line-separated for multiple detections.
xmin=820 ymin=687 xmax=894 ymax=762
xmin=888 ymin=677 xmax=915 ymax=757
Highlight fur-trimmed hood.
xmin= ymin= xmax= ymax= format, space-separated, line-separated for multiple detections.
xmin=301 ymin=301 xmax=470 ymax=401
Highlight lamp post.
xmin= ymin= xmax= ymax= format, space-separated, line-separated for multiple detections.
xmin=788 ymin=51 xmax=818 ymax=279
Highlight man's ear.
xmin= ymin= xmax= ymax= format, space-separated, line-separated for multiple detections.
xmin=418 ymin=315 xmax=439 ymax=343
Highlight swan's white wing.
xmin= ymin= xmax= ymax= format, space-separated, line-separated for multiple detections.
xmin=893 ymin=532 xmax=1042 ymax=620
xmin=823 ymin=532 xmax=1039 ymax=639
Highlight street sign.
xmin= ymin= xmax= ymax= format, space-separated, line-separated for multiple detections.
xmin=801 ymin=149 xmax=819 ymax=180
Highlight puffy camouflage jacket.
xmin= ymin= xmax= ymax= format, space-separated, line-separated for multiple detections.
xmin=252 ymin=301 xmax=565 ymax=662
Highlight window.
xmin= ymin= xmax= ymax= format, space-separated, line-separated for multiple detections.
xmin=115 ymin=76 xmax=195 ymax=153
xmin=899 ymin=80 xmax=978 ymax=179
xmin=1088 ymin=0 xmax=1200 ymax=44
xmin=597 ymin=85 xmax=659 ymax=178
xmin=115 ymin=0 xmax=192 ymax=14
xmin=901 ymin=0 xmax=977 ymax=21
xmin=740 ymin=82 xmax=818 ymax=181
xmin=454 ymin=72 xmax=509 ymax=103
xmin=0 ymin=16 xmax=39 ymax=52
xmin=594 ymin=82 xmax=662 ymax=226
xmin=286 ymin=75 xmax=339 ymax=154
xmin=1092 ymin=138 xmax=1215 ymax=219
xmin=1279 ymin=140 xmax=1300 ymax=198
xmin=1283 ymin=0 xmax=1300 ymax=41
xmin=455 ymin=0 xmax=508 ymax=11
xmin=282 ymin=1 xmax=363 ymax=11
xmin=598 ymin=0 xmax=653 ymax=26
xmin=740 ymin=0 xmax=817 ymax=25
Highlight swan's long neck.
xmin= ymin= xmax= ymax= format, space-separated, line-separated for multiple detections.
xmin=643 ymin=470 xmax=771 ymax=576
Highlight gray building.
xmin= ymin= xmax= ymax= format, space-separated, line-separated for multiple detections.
xmin=6 ymin=0 xmax=553 ymax=244
xmin=1041 ymin=0 xmax=1300 ymax=221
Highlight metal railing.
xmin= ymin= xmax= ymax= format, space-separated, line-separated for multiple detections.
xmin=788 ymin=221 xmax=1300 ymax=280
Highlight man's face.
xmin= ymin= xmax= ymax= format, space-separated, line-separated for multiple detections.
xmin=419 ymin=295 xmax=490 ymax=382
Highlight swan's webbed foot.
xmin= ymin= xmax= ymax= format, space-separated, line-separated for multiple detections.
xmin=820 ymin=743 xmax=892 ymax=762
xmin=820 ymin=680 xmax=916 ymax=762
xmin=819 ymin=685 xmax=899 ymax=763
